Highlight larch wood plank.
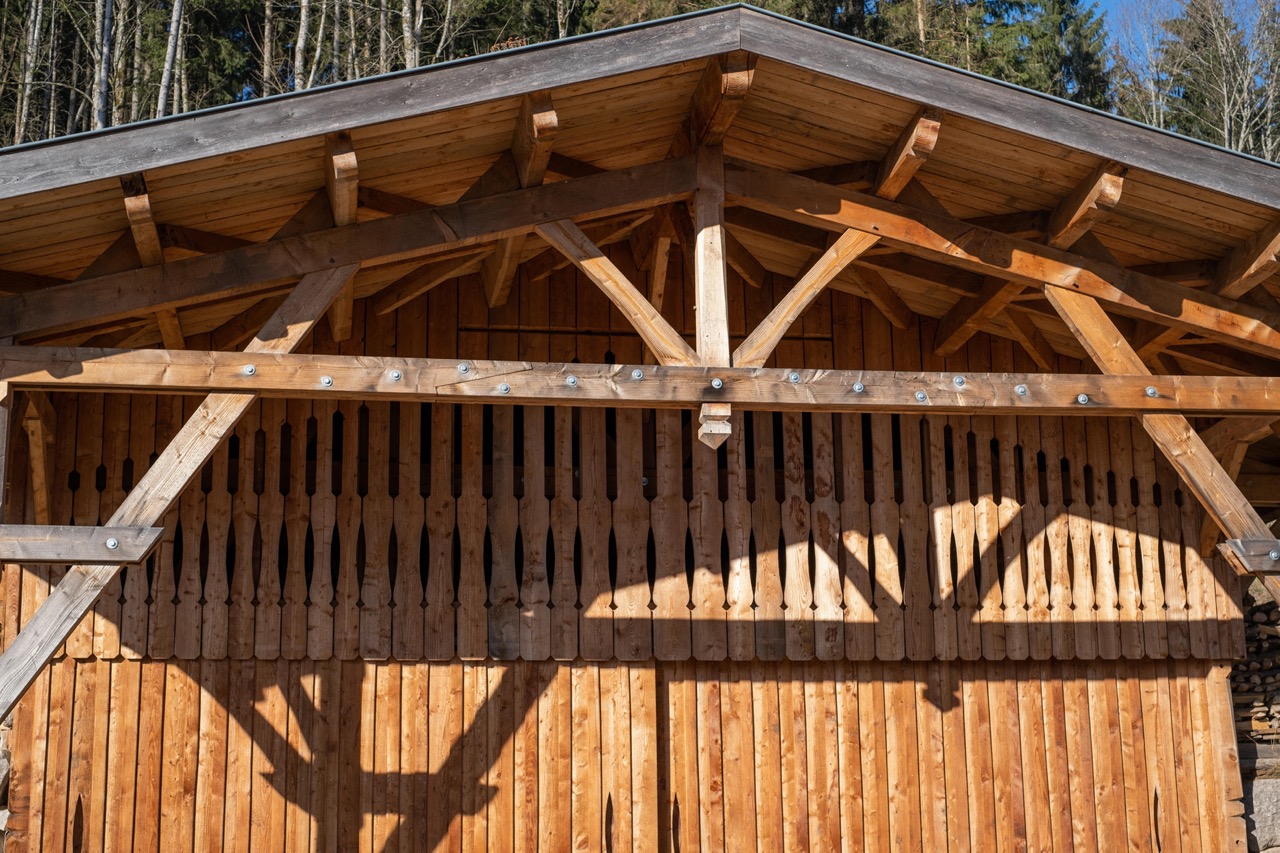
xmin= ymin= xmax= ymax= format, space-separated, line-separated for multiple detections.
xmin=513 ymin=663 xmax=540 ymax=853
xmin=630 ymin=663 xmax=660 ymax=853
xmin=66 ymin=658 xmax=105 ymax=853
xmin=1038 ymin=416 xmax=1075 ymax=661
xmin=488 ymin=406 xmax=521 ymax=660
xmin=993 ymin=409 xmax=1028 ymax=661
xmin=66 ymin=392 xmax=103 ymax=659
xmin=810 ymin=413 xmax=844 ymax=661
xmin=899 ymin=413 xmax=934 ymax=660
xmin=577 ymin=405 xmax=614 ymax=661
xmin=1015 ymin=663 xmax=1052 ymax=852
xmin=808 ymin=663 xmax=843 ymax=851
xmin=131 ymin=661 xmax=166 ymax=853
xmin=373 ymin=663 xmax=403 ymax=851
xmin=614 ymin=409 xmax=653 ymax=661
xmin=456 ymin=406 xmax=488 ymax=660
xmin=360 ymin=401 xmax=395 ymax=660
xmin=227 ymin=406 xmax=259 ymax=661
xmin=159 ymin=660 xmax=199 ymax=853
xmin=426 ymin=662 xmax=463 ymax=852
xmin=779 ymin=663 xmax=810 ymax=853
xmin=601 ymin=664 xmax=634 ymax=853
xmin=936 ymin=663 xmax=971 ymax=852
xmin=689 ymin=427 xmax=727 ymax=661
xmin=1165 ymin=662 xmax=1203 ymax=853
xmin=780 ymin=409 xmax=815 ymax=661
xmin=1063 ymin=418 xmax=1098 ymax=661
xmin=751 ymin=411 xmax=786 ymax=661
xmin=222 ymin=660 xmax=255 ymax=853
xmin=538 ymin=663 xmax=572 ymax=851
xmin=859 ymin=663 xmax=891 ymax=853
xmin=1014 ymin=416 xmax=1053 ymax=661
xmin=571 ymin=665 xmax=603 ymax=853
xmin=1086 ymin=665 xmax=1127 ymax=849
xmin=724 ymin=412 xmax=756 ymax=661
xmin=1111 ymin=420 xmax=1146 ymax=660
xmin=885 ymin=670 xmax=923 ymax=853
xmin=518 ymin=407 xmax=552 ymax=662
xmin=1131 ymin=426 xmax=1170 ymax=659
xmin=332 ymin=399 xmax=363 ymax=662
xmin=201 ymin=427 xmax=232 ymax=662
xmin=308 ymin=401 xmax=338 ymax=661
xmin=486 ymin=664 xmax=516 ymax=853
xmin=913 ymin=664 xmax=948 ymax=853
xmin=103 ymin=659 xmax=141 ymax=853
xmin=548 ymin=404 xmax=579 ymax=662
xmin=750 ymin=660 xmax=784 ymax=851
xmin=987 ymin=668 xmax=1026 ymax=853
xmin=281 ymin=400 xmax=311 ymax=660
xmin=1086 ymin=417 xmax=1121 ymax=660
xmin=924 ymin=415 xmax=959 ymax=661
xmin=1036 ymin=664 xmax=1076 ymax=853
xmin=961 ymin=668 xmax=997 ymax=853
xmin=284 ymin=661 xmax=315 ymax=853
xmin=193 ymin=660 xmax=229 ymax=853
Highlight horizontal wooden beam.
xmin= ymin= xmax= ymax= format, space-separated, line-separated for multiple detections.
xmin=9 ymin=346 xmax=1280 ymax=415
xmin=0 ymin=156 xmax=698 ymax=340
xmin=725 ymin=159 xmax=1280 ymax=362
xmin=0 ymin=524 xmax=164 ymax=564
xmin=1220 ymin=540 xmax=1280 ymax=575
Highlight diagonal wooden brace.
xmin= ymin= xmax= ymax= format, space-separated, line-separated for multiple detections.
xmin=0 ymin=264 xmax=357 ymax=721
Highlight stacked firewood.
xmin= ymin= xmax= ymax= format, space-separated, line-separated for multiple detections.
xmin=1235 ymin=596 xmax=1280 ymax=742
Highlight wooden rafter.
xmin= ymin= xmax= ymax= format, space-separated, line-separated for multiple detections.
xmin=484 ymin=92 xmax=559 ymax=308
xmin=10 ymin=346 xmax=1280 ymax=414
xmin=675 ymin=50 xmax=756 ymax=156
xmin=734 ymin=229 xmax=879 ymax=368
xmin=0 ymin=263 xmax=357 ymax=722
xmin=1043 ymin=284 xmax=1280 ymax=604
xmin=0 ymin=156 xmax=698 ymax=341
xmin=874 ymin=107 xmax=943 ymax=200
xmin=534 ymin=219 xmax=697 ymax=367
xmin=324 ymin=131 xmax=360 ymax=340
xmin=935 ymin=160 xmax=1125 ymax=356
xmin=526 ymin=212 xmax=653 ymax=283
xmin=0 ymin=524 xmax=164 ymax=564
xmin=694 ymin=146 xmax=733 ymax=447
xmin=371 ymin=249 xmax=494 ymax=315
xmin=120 ymin=173 xmax=186 ymax=349
xmin=1140 ymin=216 xmax=1280 ymax=357
xmin=726 ymin=159 xmax=1280 ymax=362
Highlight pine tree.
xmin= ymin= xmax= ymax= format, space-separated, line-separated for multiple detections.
xmin=1019 ymin=0 xmax=1110 ymax=108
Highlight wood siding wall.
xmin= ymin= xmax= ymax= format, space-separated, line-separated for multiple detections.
xmin=1 ymin=269 xmax=1249 ymax=851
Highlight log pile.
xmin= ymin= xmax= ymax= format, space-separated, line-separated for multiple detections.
xmin=1235 ymin=595 xmax=1280 ymax=742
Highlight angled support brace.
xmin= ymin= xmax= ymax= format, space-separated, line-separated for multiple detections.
xmin=0 ymin=525 xmax=165 ymax=564
xmin=0 ymin=264 xmax=357 ymax=722
xmin=1221 ymin=540 xmax=1280 ymax=575
xmin=1045 ymin=284 xmax=1280 ymax=604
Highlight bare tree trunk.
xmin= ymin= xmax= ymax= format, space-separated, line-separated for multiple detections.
xmin=93 ymin=0 xmax=115 ymax=129
xmin=129 ymin=0 xmax=143 ymax=122
xmin=155 ymin=0 xmax=184 ymax=116
xmin=177 ymin=12 xmax=189 ymax=113
xmin=401 ymin=0 xmax=418 ymax=68
xmin=14 ymin=0 xmax=47 ymax=144
xmin=293 ymin=0 xmax=311 ymax=90
xmin=305 ymin=0 xmax=328 ymax=89
xmin=379 ymin=0 xmax=388 ymax=73
xmin=263 ymin=0 xmax=275 ymax=95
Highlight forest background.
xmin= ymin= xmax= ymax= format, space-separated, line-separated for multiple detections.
xmin=0 ymin=0 xmax=1277 ymax=160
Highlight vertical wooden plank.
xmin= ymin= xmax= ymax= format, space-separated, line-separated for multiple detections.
xmin=577 ymin=406 xmax=613 ymax=661
xmin=669 ymin=662 xmax=702 ymax=853
xmin=870 ymin=412 xmax=904 ymax=662
xmin=121 ymin=393 xmax=156 ymax=660
xmin=988 ymin=665 xmax=1026 ymax=853
xmin=539 ymin=662 xmax=572 ymax=852
xmin=993 ymin=412 xmax=1028 ymax=661
xmin=256 ymin=398 xmax=288 ymax=661
xmin=201 ymin=425 xmax=233 ymax=662
xmin=780 ymin=410 xmax=815 ymax=662
xmin=925 ymin=415 xmax=958 ymax=661
xmin=251 ymin=660 xmax=289 ymax=853
xmin=427 ymin=662 xmax=463 ymax=852
xmin=548 ymin=407 xmax=578 ymax=661
xmin=222 ymin=660 xmax=255 ymax=853
xmin=391 ymin=399 xmax=426 ymax=662
xmin=456 ymin=406 xmax=488 ymax=660
xmin=172 ymin=400 xmax=205 ymax=661
xmin=836 ymin=409 xmax=875 ymax=663
xmin=1139 ymin=662 xmax=1182 ymax=853
xmin=66 ymin=658 xmax=104 ymax=851
xmin=885 ymin=666 xmax=923 ymax=853
xmin=752 ymin=411 xmax=786 ymax=662
xmin=1130 ymin=427 xmax=1170 ymax=659
xmin=807 ymin=662 xmax=842 ymax=851
xmin=615 ymin=409 xmax=653 ymax=661
xmin=1039 ymin=416 xmax=1076 ymax=661
xmin=696 ymin=662 xmax=727 ymax=852
xmin=284 ymin=660 xmax=315 ymax=853
xmin=487 ymin=663 xmax=516 ymax=853
xmin=103 ymin=658 xmax=142 ymax=853
xmin=65 ymin=393 xmax=103 ymax=659
xmin=714 ymin=663 xmax=755 ymax=851
xmin=1063 ymin=417 xmax=1098 ymax=660
xmin=572 ymin=665 xmax=603 ymax=852
xmin=1156 ymin=459 xmax=1191 ymax=660
xmin=935 ymin=663 xmax=971 ymax=852
xmin=131 ymin=660 xmax=166 ymax=853
xmin=488 ymin=405 xmax=521 ymax=660
xmin=836 ymin=662 xmax=865 ymax=853
xmin=512 ymin=663 xmax=540 ymax=853
xmin=859 ymin=662 xmax=891 ymax=853
xmin=1085 ymin=418 xmax=1121 ymax=660
xmin=159 ymin=661 xmax=200 ymax=853
xmin=424 ymin=403 xmax=457 ymax=661
xmin=601 ymin=664 xmax=635 ymax=853
xmin=724 ymin=413 xmax=756 ymax=661
xmin=519 ymin=406 xmax=552 ymax=662
xmin=361 ymin=404 xmax=395 ymax=659
xmin=811 ymin=414 xmax=844 ymax=661
xmin=1208 ymin=663 xmax=1248 ymax=849
xmin=93 ymin=394 xmax=129 ymax=660
xmin=962 ymin=664 xmax=997 ymax=853
xmin=332 ymin=401 xmax=363 ymax=662
xmin=1014 ymin=416 xmax=1053 ymax=661
xmin=655 ymin=409 xmax=696 ymax=660
xmin=899 ymin=414 xmax=935 ymax=661
xmin=372 ymin=663 xmax=402 ymax=851
xmin=631 ymin=663 xmax=660 ymax=853
xmin=1014 ymin=662 xmax=1051 ymax=852
xmin=968 ymin=345 xmax=1005 ymax=661
xmin=1110 ymin=420 xmax=1146 ymax=660
xmin=751 ymin=660 xmax=784 ymax=852
xmin=308 ymin=400 xmax=338 ymax=661
xmin=193 ymin=660 xmax=229 ymax=853
xmin=41 ymin=658 xmax=75 ymax=851
xmin=228 ymin=405 xmax=260 ymax=661
xmin=1060 ymin=665 xmax=1099 ymax=850
xmin=1037 ymin=662 xmax=1076 ymax=853
xmin=690 ymin=428 xmax=727 ymax=661
xmin=913 ymin=663 xmax=947 ymax=852
xmin=281 ymin=400 xmax=311 ymax=660
xmin=1087 ymin=663 xmax=1127 ymax=849
xmin=1165 ymin=661 xmax=1203 ymax=853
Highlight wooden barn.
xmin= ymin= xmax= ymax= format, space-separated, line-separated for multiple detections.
xmin=1 ymin=4 xmax=1279 ymax=850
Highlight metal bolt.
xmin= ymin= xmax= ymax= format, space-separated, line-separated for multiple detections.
xmin=788 ymin=372 xmax=801 ymax=384
xmin=457 ymin=363 xmax=470 ymax=374
xmin=1015 ymin=384 xmax=1028 ymax=397
xmin=320 ymin=375 xmax=334 ymax=387
xmin=389 ymin=370 xmax=403 ymax=382
xmin=1271 ymin=549 xmax=1280 ymax=562
xmin=711 ymin=377 xmax=724 ymax=390
xmin=852 ymin=382 xmax=865 ymax=393
xmin=631 ymin=368 xmax=644 ymax=380
xmin=498 ymin=383 xmax=511 ymax=394
xmin=566 ymin=375 xmax=579 ymax=387
xmin=1145 ymin=386 xmax=1158 ymax=398
xmin=915 ymin=390 xmax=927 ymax=402
xmin=641 ymin=477 xmax=650 ymax=487
xmin=242 ymin=364 xmax=256 ymax=376
xmin=1077 ymin=393 xmax=1089 ymax=405
xmin=953 ymin=375 xmax=965 ymax=387
xmin=105 ymin=537 xmax=119 ymax=550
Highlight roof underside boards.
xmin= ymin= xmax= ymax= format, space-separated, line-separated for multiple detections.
xmin=0 ymin=3 xmax=1276 ymax=376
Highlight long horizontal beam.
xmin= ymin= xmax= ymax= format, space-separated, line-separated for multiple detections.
xmin=6 ymin=346 xmax=1280 ymax=415
xmin=0 ymin=156 xmax=697 ymax=340
xmin=0 ymin=524 xmax=164 ymax=564
xmin=724 ymin=159 xmax=1280 ymax=361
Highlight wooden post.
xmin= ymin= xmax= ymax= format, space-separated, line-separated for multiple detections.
xmin=695 ymin=145 xmax=732 ymax=447
xmin=0 ymin=265 xmax=357 ymax=722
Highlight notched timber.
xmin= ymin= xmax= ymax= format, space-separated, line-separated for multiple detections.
xmin=874 ymin=107 xmax=943 ymax=200
xmin=1220 ymin=540 xmax=1280 ymax=576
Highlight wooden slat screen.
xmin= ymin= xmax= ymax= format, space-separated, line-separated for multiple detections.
xmin=12 ymin=391 xmax=1244 ymax=665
